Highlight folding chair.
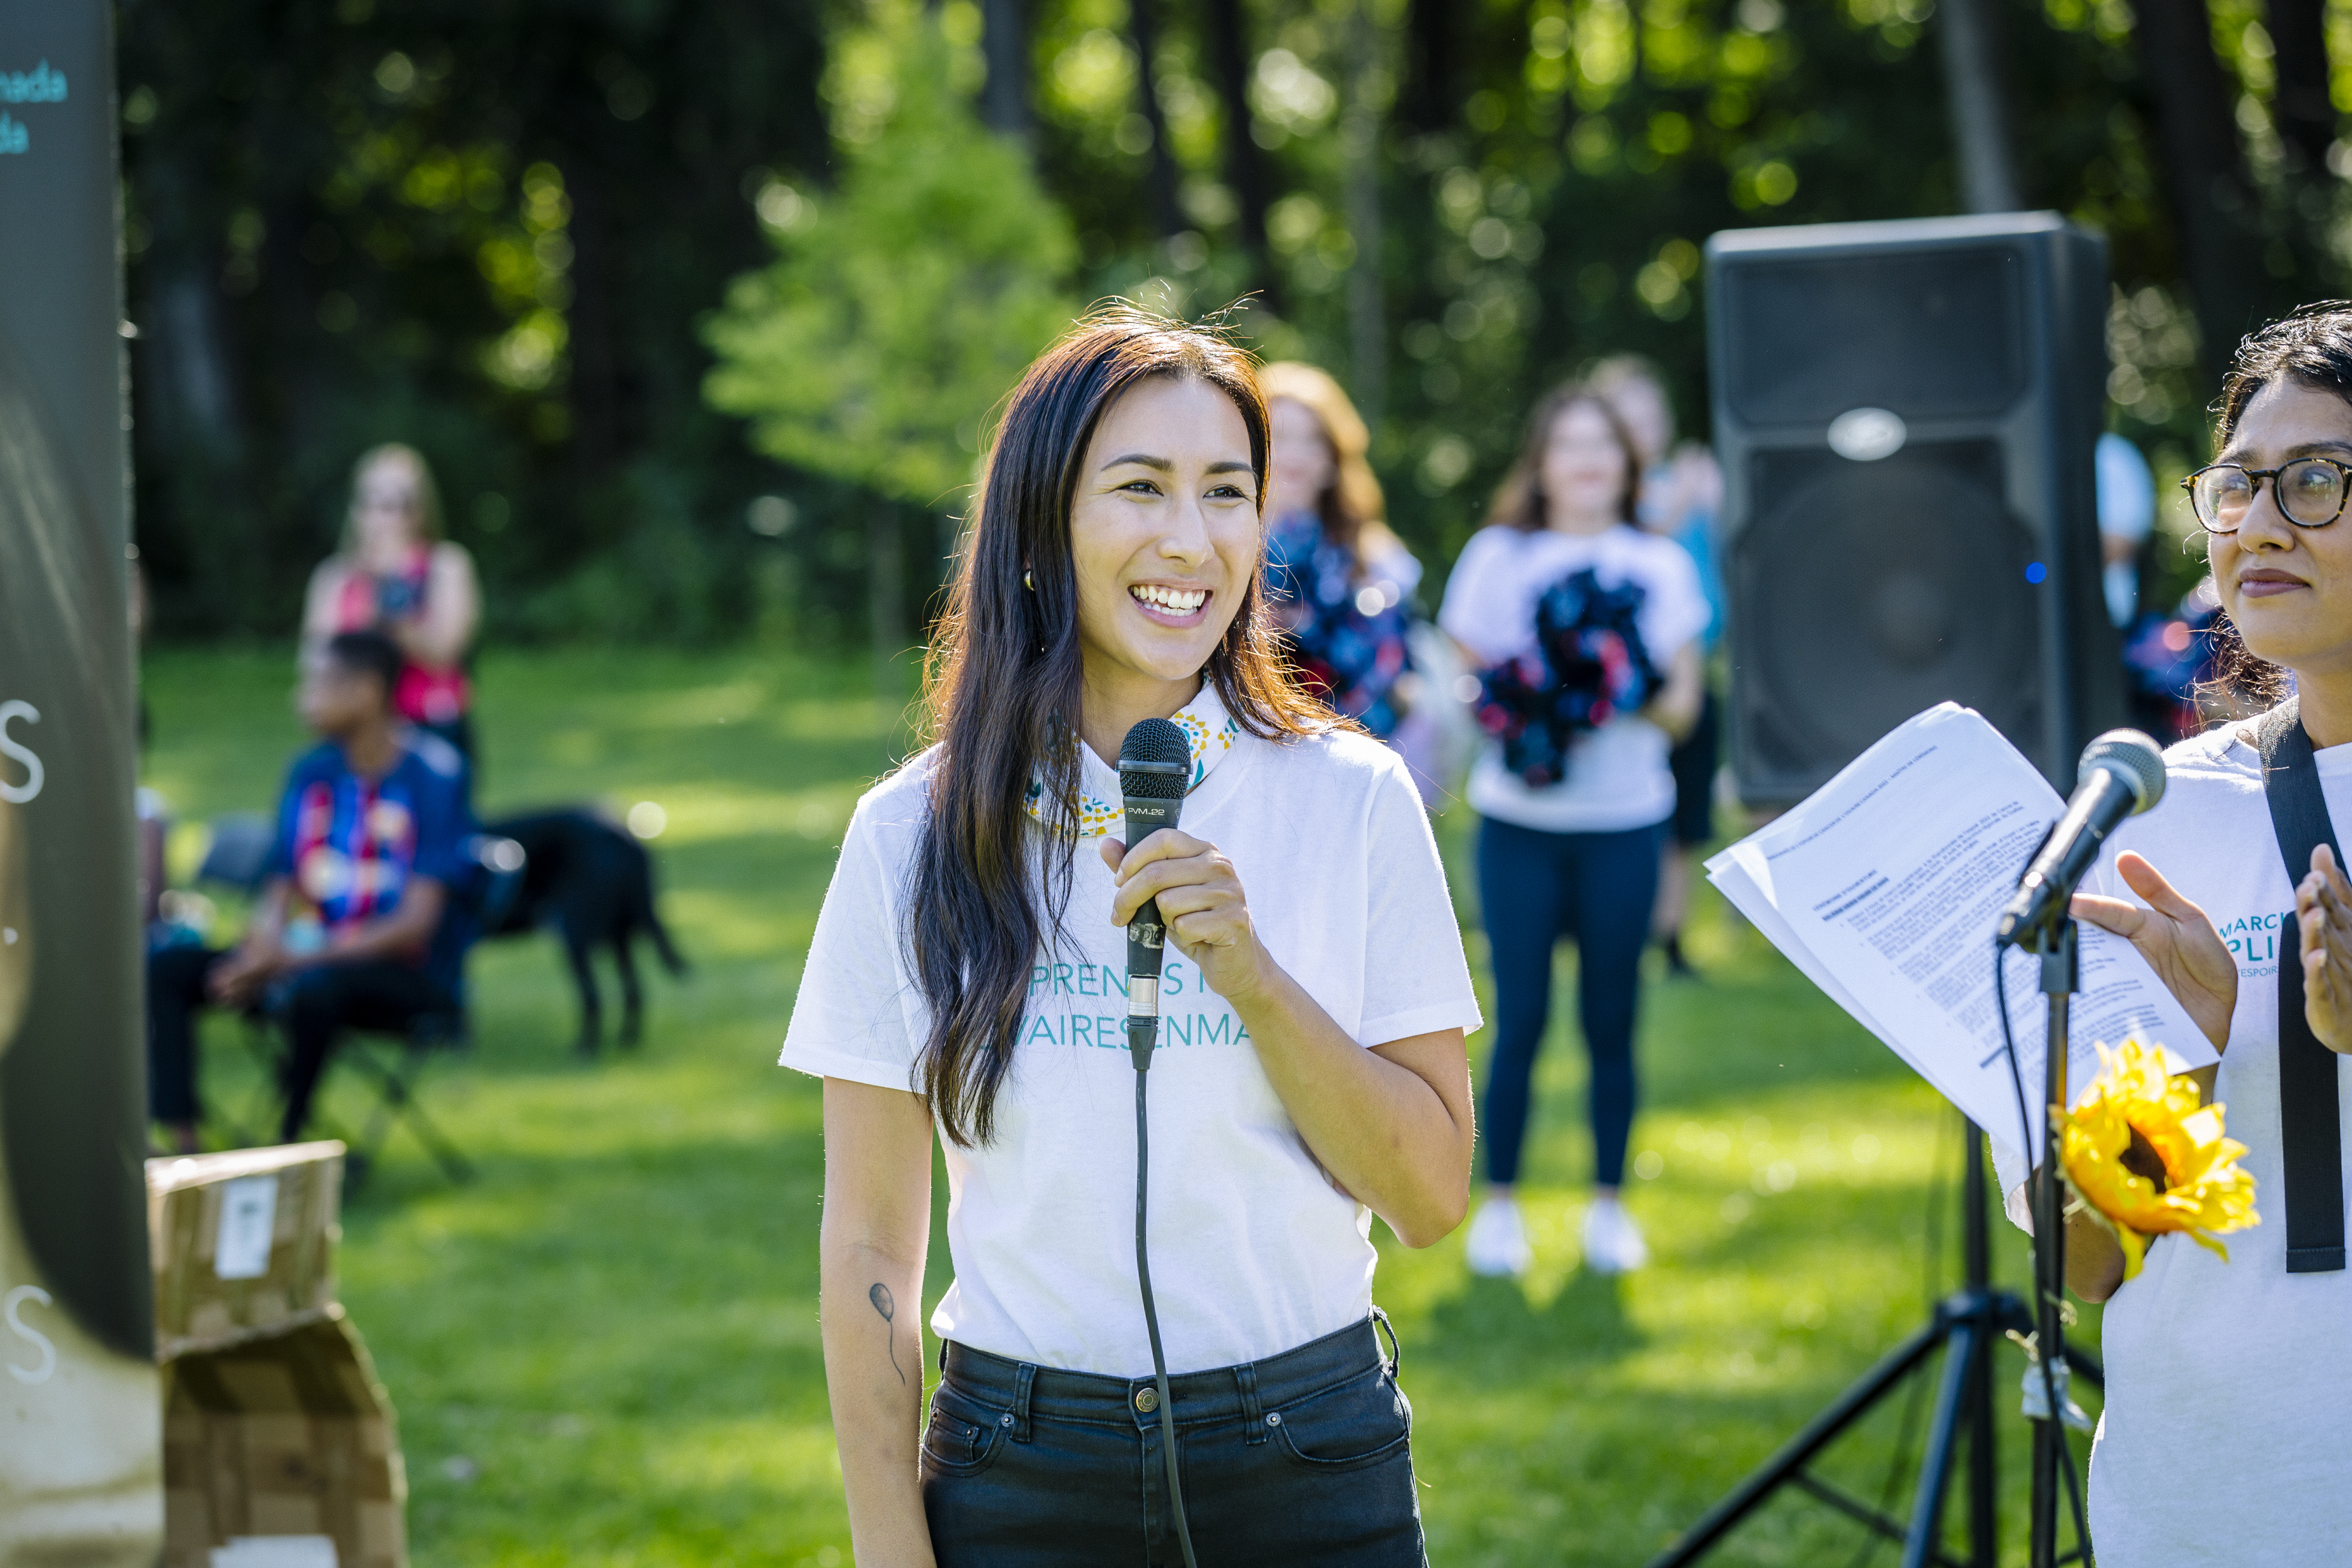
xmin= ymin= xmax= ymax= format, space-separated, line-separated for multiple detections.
xmin=189 ymin=815 xmax=525 ymax=1189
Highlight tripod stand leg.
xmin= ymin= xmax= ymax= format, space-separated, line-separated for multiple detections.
xmin=1963 ymin=1124 xmax=1997 ymax=1568
xmin=1900 ymin=1317 xmax=1979 ymax=1568
xmin=1644 ymin=1317 xmax=1949 ymax=1568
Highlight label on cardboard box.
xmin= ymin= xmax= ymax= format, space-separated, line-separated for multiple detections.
xmin=211 ymin=1537 xmax=339 ymax=1568
xmin=214 ymin=1175 xmax=279 ymax=1281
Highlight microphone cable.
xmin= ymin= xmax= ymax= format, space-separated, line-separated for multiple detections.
xmin=1132 ymin=1016 xmax=1199 ymax=1568
xmin=1117 ymin=715 xmax=1200 ymax=1568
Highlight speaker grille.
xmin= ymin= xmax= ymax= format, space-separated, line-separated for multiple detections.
xmin=1721 ymin=248 xmax=2029 ymax=426
xmin=1732 ymin=441 xmax=2040 ymax=796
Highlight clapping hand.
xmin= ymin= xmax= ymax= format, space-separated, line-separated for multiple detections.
xmin=2295 ymin=844 xmax=2352 ymax=1054
xmin=2072 ymin=851 xmax=2237 ymax=1052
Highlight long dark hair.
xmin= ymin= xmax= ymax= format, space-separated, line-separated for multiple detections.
xmin=2198 ymin=302 xmax=2352 ymax=719
xmin=1487 ymin=383 xmax=1642 ymax=532
xmin=906 ymin=306 xmax=1331 ymax=1146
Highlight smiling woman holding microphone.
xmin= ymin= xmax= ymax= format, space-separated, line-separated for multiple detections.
xmin=2061 ymin=305 xmax=2352 ymax=1564
xmin=778 ymin=309 xmax=1482 ymax=1565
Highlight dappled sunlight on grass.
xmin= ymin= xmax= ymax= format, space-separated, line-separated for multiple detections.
xmin=139 ymin=647 xmax=2094 ymax=1567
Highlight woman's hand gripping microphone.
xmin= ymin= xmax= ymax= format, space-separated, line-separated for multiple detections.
xmin=1101 ymin=829 xmax=1275 ymax=1011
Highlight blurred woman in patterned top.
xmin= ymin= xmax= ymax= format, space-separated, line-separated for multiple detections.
xmin=1258 ymin=363 xmax=1438 ymax=800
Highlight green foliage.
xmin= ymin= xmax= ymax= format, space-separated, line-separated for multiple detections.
xmin=118 ymin=0 xmax=848 ymax=645
xmin=127 ymin=0 xmax=2352 ymax=643
xmin=704 ymin=12 xmax=1080 ymax=511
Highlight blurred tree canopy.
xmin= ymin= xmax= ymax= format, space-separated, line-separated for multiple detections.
xmin=705 ymin=6 xmax=1078 ymax=667
xmin=122 ymin=0 xmax=2352 ymax=646
xmin=705 ymin=11 xmax=1076 ymax=515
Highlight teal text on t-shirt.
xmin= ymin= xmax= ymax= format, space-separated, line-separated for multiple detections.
xmin=1023 ymin=957 xmax=1250 ymax=1050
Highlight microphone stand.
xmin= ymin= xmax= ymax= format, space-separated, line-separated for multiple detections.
xmin=2014 ymin=912 xmax=2086 ymax=1568
xmin=1648 ymin=923 xmax=2101 ymax=1568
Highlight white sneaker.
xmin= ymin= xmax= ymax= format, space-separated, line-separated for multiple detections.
xmin=1582 ymin=1196 xmax=1649 ymax=1274
xmin=1464 ymin=1195 xmax=1531 ymax=1277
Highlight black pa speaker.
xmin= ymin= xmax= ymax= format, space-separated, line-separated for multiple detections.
xmin=1705 ymin=213 xmax=2122 ymax=805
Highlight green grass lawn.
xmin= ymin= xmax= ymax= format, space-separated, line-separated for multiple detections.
xmin=140 ymin=646 xmax=2099 ymax=1568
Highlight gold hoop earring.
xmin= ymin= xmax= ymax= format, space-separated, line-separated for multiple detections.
xmin=1024 ymin=568 xmax=1035 ymax=591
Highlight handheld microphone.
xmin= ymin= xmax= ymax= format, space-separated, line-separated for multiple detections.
xmin=1995 ymin=729 xmax=2168 ymax=948
xmin=1118 ymin=718 xmax=1190 ymax=1070
xmin=1115 ymin=715 xmax=1200 ymax=1568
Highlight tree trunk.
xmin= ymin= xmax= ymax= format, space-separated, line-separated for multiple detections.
xmin=1203 ymin=0 xmax=1277 ymax=306
xmin=1127 ymin=0 xmax=1184 ymax=238
xmin=1937 ymin=0 xmax=2024 ymax=212
xmin=1341 ymin=0 xmax=1385 ymax=424
xmin=981 ymin=0 xmax=1034 ymax=150
xmin=560 ymin=153 xmax=624 ymax=475
xmin=1399 ymin=0 xmax=1452 ymax=135
xmin=869 ymin=508 xmax=906 ymax=693
xmin=2267 ymin=0 xmax=2334 ymax=178
xmin=2135 ymin=0 xmax=2268 ymax=371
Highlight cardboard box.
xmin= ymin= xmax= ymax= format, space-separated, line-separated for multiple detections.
xmin=161 ymin=1314 xmax=407 ymax=1568
xmin=147 ymin=1143 xmax=406 ymax=1568
xmin=148 ymin=1143 xmax=345 ymax=1361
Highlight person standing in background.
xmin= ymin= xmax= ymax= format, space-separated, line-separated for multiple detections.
xmin=1590 ymin=356 xmax=1724 ymax=979
xmin=1258 ymin=362 xmax=1439 ymax=802
xmin=302 ymin=443 xmax=483 ymax=763
xmin=2097 ymin=429 xmax=2159 ymax=628
xmin=1441 ymin=384 xmax=1708 ymax=1278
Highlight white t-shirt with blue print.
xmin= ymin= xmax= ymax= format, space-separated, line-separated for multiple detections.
xmin=779 ymin=724 xmax=1482 ymax=1377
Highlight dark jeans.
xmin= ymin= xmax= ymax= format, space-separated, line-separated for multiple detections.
xmin=923 ymin=1315 xmax=1425 ymax=1567
xmin=1476 ymin=815 xmax=1662 ymax=1187
xmin=1667 ymin=683 xmax=1722 ymax=848
xmin=147 ymin=944 xmax=451 ymax=1142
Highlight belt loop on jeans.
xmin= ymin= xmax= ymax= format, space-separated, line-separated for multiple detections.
xmin=1234 ymin=1360 xmax=1268 ymax=1446
xmin=1371 ymin=1306 xmax=1401 ymax=1378
xmin=1010 ymin=1361 xmax=1037 ymax=1444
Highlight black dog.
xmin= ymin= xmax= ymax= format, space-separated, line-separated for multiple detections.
xmin=479 ymin=808 xmax=686 ymax=1053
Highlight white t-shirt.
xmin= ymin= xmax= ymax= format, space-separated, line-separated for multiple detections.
xmin=1438 ymin=522 xmax=1710 ymax=833
xmin=778 ymin=723 xmax=1483 ymax=1378
xmin=2076 ymin=722 xmax=2352 ymax=1565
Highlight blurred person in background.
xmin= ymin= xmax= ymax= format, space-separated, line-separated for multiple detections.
xmin=786 ymin=312 xmax=1479 ymax=1565
xmin=1258 ymin=362 xmax=1439 ymax=802
xmin=302 ymin=443 xmax=482 ymax=763
xmin=1590 ymin=356 xmax=1723 ymax=980
xmin=145 ymin=631 xmax=475 ymax=1153
xmin=1441 ymin=385 xmax=1707 ymax=1278
xmin=2098 ymin=429 xmax=2159 ymax=628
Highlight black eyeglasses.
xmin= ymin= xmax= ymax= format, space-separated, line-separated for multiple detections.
xmin=2182 ymin=457 xmax=2352 ymax=534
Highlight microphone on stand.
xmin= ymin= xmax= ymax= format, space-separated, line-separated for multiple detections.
xmin=1118 ymin=718 xmax=1191 ymax=1070
xmin=1995 ymin=729 xmax=2169 ymax=948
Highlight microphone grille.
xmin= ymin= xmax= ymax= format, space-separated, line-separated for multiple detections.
xmin=1119 ymin=718 xmax=1191 ymax=801
xmin=2079 ymin=728 xmax=2167 ymax=814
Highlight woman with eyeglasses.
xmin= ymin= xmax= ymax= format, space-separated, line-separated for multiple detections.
xmin=2059 ymin=303 xmax=2352 ymax=1565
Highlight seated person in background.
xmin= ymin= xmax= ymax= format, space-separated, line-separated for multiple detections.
xmin=147 ymin=631 xmax=475 ymax=1152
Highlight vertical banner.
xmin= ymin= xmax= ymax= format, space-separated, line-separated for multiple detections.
xmin=0 ymin=2 xmax=165 ymax=1563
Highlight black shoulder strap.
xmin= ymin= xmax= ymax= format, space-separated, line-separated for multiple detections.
xmin=2254 ymin=698 xmax=2349 ymax=1274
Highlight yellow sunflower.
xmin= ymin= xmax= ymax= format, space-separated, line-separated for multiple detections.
xmin=2058 ymin=1038 xmax=2258 ymax=1280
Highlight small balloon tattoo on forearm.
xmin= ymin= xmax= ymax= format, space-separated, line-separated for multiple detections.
xmin=870 ymin=1283 xmax=903 ymax=1385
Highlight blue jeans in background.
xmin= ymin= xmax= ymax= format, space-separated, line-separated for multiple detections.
xmin=922 ymin=1314 xmax=1425 ymax=1567
xmin=1475 ymin=814 xmax=1663 ymax=1187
